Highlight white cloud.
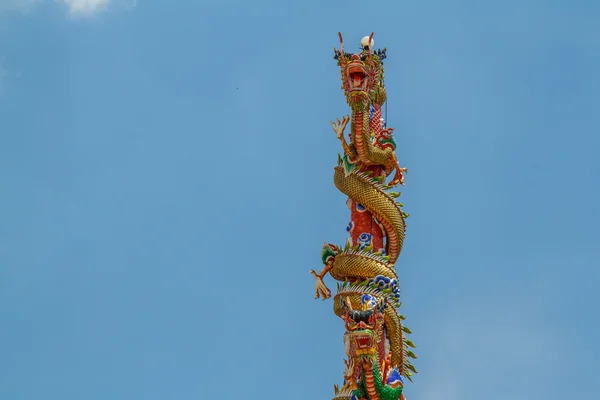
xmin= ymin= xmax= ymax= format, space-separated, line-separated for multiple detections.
xmin=59 ymin=0 xmax=108 ymax=17
xmin=0 ymin=0 xmax=136 ymax=17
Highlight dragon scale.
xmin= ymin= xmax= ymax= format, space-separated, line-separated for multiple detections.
xmin=310 ymin=33 xmax=417 ymax=400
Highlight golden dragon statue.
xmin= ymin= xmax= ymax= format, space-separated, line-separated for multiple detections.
xmin=310 ymin=33 xmax=417 ymax=400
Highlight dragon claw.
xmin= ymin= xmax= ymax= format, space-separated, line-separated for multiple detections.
xmin=310 ymin=269 xmax=332 ymax=300
xmin=331 ymin=116 xmax=350 ymax=140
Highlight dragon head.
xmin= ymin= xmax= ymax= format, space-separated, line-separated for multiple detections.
xmin=341 ymin=294 xmax=386 ymax=365
xmin=335 ymin=295 xmax=386 ymax=399
xmin=334 ymin=32 xmax=387 ymax=111
xmin=337 ymin=294 xmax=405 ymax=400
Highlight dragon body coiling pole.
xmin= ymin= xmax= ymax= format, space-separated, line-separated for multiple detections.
xmin=310 ymin=33 xmax=417 ymax=400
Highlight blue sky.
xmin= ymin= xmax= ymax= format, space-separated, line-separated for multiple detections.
xmin=1 ymin=0 xmax=599 ymax=399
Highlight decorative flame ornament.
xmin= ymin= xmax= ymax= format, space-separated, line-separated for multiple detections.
xmin=310 ymin=33 xmax=417 ymax=400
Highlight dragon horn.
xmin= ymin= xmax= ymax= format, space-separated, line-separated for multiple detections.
xmin=368 ymin=32 xmax=374 ymax=54
xmin=336 ymin=32 xmax=347 ymax=67
xmin=345 ymin=296 xmax=353 ymax=311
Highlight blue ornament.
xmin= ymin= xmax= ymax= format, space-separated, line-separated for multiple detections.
xmin=358 ymin=233 xmax=372 ymax=250
xmin=346 ymin=221 xmax=354 ymax=233
xmin=387 ymin=368 xmax=403 ymax=385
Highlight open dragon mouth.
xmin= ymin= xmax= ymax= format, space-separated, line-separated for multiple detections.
xmin=347 ymin=63 xmax=368 ymax=91
xmin=353 ymin=333 xmax=374 ymax=350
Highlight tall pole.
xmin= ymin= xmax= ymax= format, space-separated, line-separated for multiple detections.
xmin=310 ymin=33 xmax=417 ymax=400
